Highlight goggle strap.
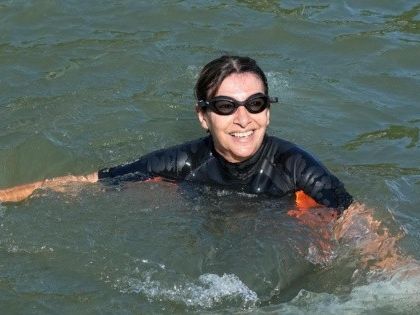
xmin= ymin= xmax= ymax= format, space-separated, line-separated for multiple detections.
xmin=197 ymin=100 xmax=208 ymax=108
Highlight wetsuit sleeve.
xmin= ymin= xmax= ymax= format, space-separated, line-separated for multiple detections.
xmin=98 ymin=144 xmax=191 ymax=183
xmin=285 ymin=148 xmax=353 ymax=212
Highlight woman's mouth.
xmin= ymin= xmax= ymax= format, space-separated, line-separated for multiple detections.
xmin=230 ymin=130 xmax=254 ymax=138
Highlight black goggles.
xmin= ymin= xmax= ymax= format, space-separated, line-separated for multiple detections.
xmin=198 ymin=93 xmax=278 ymax=115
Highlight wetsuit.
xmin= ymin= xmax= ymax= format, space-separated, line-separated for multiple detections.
xmin=98 ymin=135 xmax=353 ymax=212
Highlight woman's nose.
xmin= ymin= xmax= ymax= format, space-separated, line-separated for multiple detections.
xmin=233 ymin=105 xmax=252 ymax=127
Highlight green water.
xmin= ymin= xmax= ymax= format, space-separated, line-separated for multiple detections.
xmin=1 ymin=1 xmax=419 ymax=314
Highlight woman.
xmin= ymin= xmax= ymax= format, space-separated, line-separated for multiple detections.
xmin=0 ymin=55 xmax=353 ymax=212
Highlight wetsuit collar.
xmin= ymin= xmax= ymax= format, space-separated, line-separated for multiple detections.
xmin=210 ymin=134 xmax=268 ymax=181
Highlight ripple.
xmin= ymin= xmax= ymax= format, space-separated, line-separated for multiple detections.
xmin=344 ymin=125 xmax=419 ymax=150
xmin=344 ymin=163 xmax=420 ymax=178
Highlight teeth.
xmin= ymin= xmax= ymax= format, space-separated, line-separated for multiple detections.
xmin=231 ymin=130 xmax=253 ymax=138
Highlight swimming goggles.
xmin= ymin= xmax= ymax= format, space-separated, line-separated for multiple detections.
xmin=198 ymin=93 xmax=278 ymax=115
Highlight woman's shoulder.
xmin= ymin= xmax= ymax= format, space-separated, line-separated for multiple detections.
xmin=266 ymin=136 xmax=313 ymax=156
xmin=152 ymin=136 xmax=214 ymax=170
xmin=266 ymin=136 xmax=325 ymax=169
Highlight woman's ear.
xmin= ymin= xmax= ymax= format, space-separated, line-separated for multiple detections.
xmin=196 ymin=105 xmax=209 ymax=130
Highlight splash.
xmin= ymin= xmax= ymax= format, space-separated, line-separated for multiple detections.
xmin=281 ymin=263 xmax=420 ymax=314
xmin=118 ymin=273 xmax=258 ymax=309
xmin=266 ymin=207 xmax=420 ymax=314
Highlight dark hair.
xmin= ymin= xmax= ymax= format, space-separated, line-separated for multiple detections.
xmin=194 ymin=55 xmax=268 ymax=102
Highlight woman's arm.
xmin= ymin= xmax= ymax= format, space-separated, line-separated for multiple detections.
xmin=0 ymin=138 xmax=196 ymax=203
xmin=0 ymin=172 xmax=98 ymax=203
xmin=289 ymin=148 xmax=353 ymax=212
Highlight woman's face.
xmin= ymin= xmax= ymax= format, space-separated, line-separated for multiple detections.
xmin=197 ymin=72 xmax=270 ymax=163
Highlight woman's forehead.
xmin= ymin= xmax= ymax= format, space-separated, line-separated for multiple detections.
xmin=215 ymin=72 xmax=265 ymax=99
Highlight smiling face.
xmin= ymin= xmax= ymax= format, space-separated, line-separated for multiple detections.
xmin=197 ymin=72 xmax=270 ymax=163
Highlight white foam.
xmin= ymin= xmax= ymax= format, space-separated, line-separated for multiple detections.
xmin=278 ymin=264 xmax=420 ymax=314
xmin=7 ymin=244 xmax=54 ymax=254
xmin=215 ymin=189 xmax=258 ymax=198
xmin=385 ymin=178 xmax=411 ymax=202
xmin=118 ymin=273 xmax=258 ymax=309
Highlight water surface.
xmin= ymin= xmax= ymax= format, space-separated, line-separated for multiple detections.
xmin=1 ymin=1 xmax=419 ymax=314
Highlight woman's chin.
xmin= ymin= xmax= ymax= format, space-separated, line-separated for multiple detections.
xmin=215 ymin=131 xmax=264 ymax=163
xmin=230 ymin=135 xmax=263 ymax=160
xmin=226 ymin=146 xmax=259 ymax=163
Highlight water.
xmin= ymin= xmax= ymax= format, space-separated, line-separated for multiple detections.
xmin=0 ymin=0 xmax=419 ymax=313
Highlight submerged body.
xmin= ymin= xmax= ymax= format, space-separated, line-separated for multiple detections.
xmin=99 ymin=135 xmax=353 ymax=212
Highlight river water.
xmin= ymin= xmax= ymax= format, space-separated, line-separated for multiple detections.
xmin=0 ymin=1 xmax=419 ymax=314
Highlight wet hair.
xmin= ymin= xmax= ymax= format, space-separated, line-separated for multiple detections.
xmin=194 ymin=55 xmax=269 ymax=102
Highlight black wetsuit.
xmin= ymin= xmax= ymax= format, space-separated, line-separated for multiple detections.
xmin=98 ymin=135 xmax=353 ymax=212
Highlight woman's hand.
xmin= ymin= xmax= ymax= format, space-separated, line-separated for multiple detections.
xmin=0 ymin=172 xmax=98 ymax=203
xmin=334 ymin=202 xmax=409 ymax=272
